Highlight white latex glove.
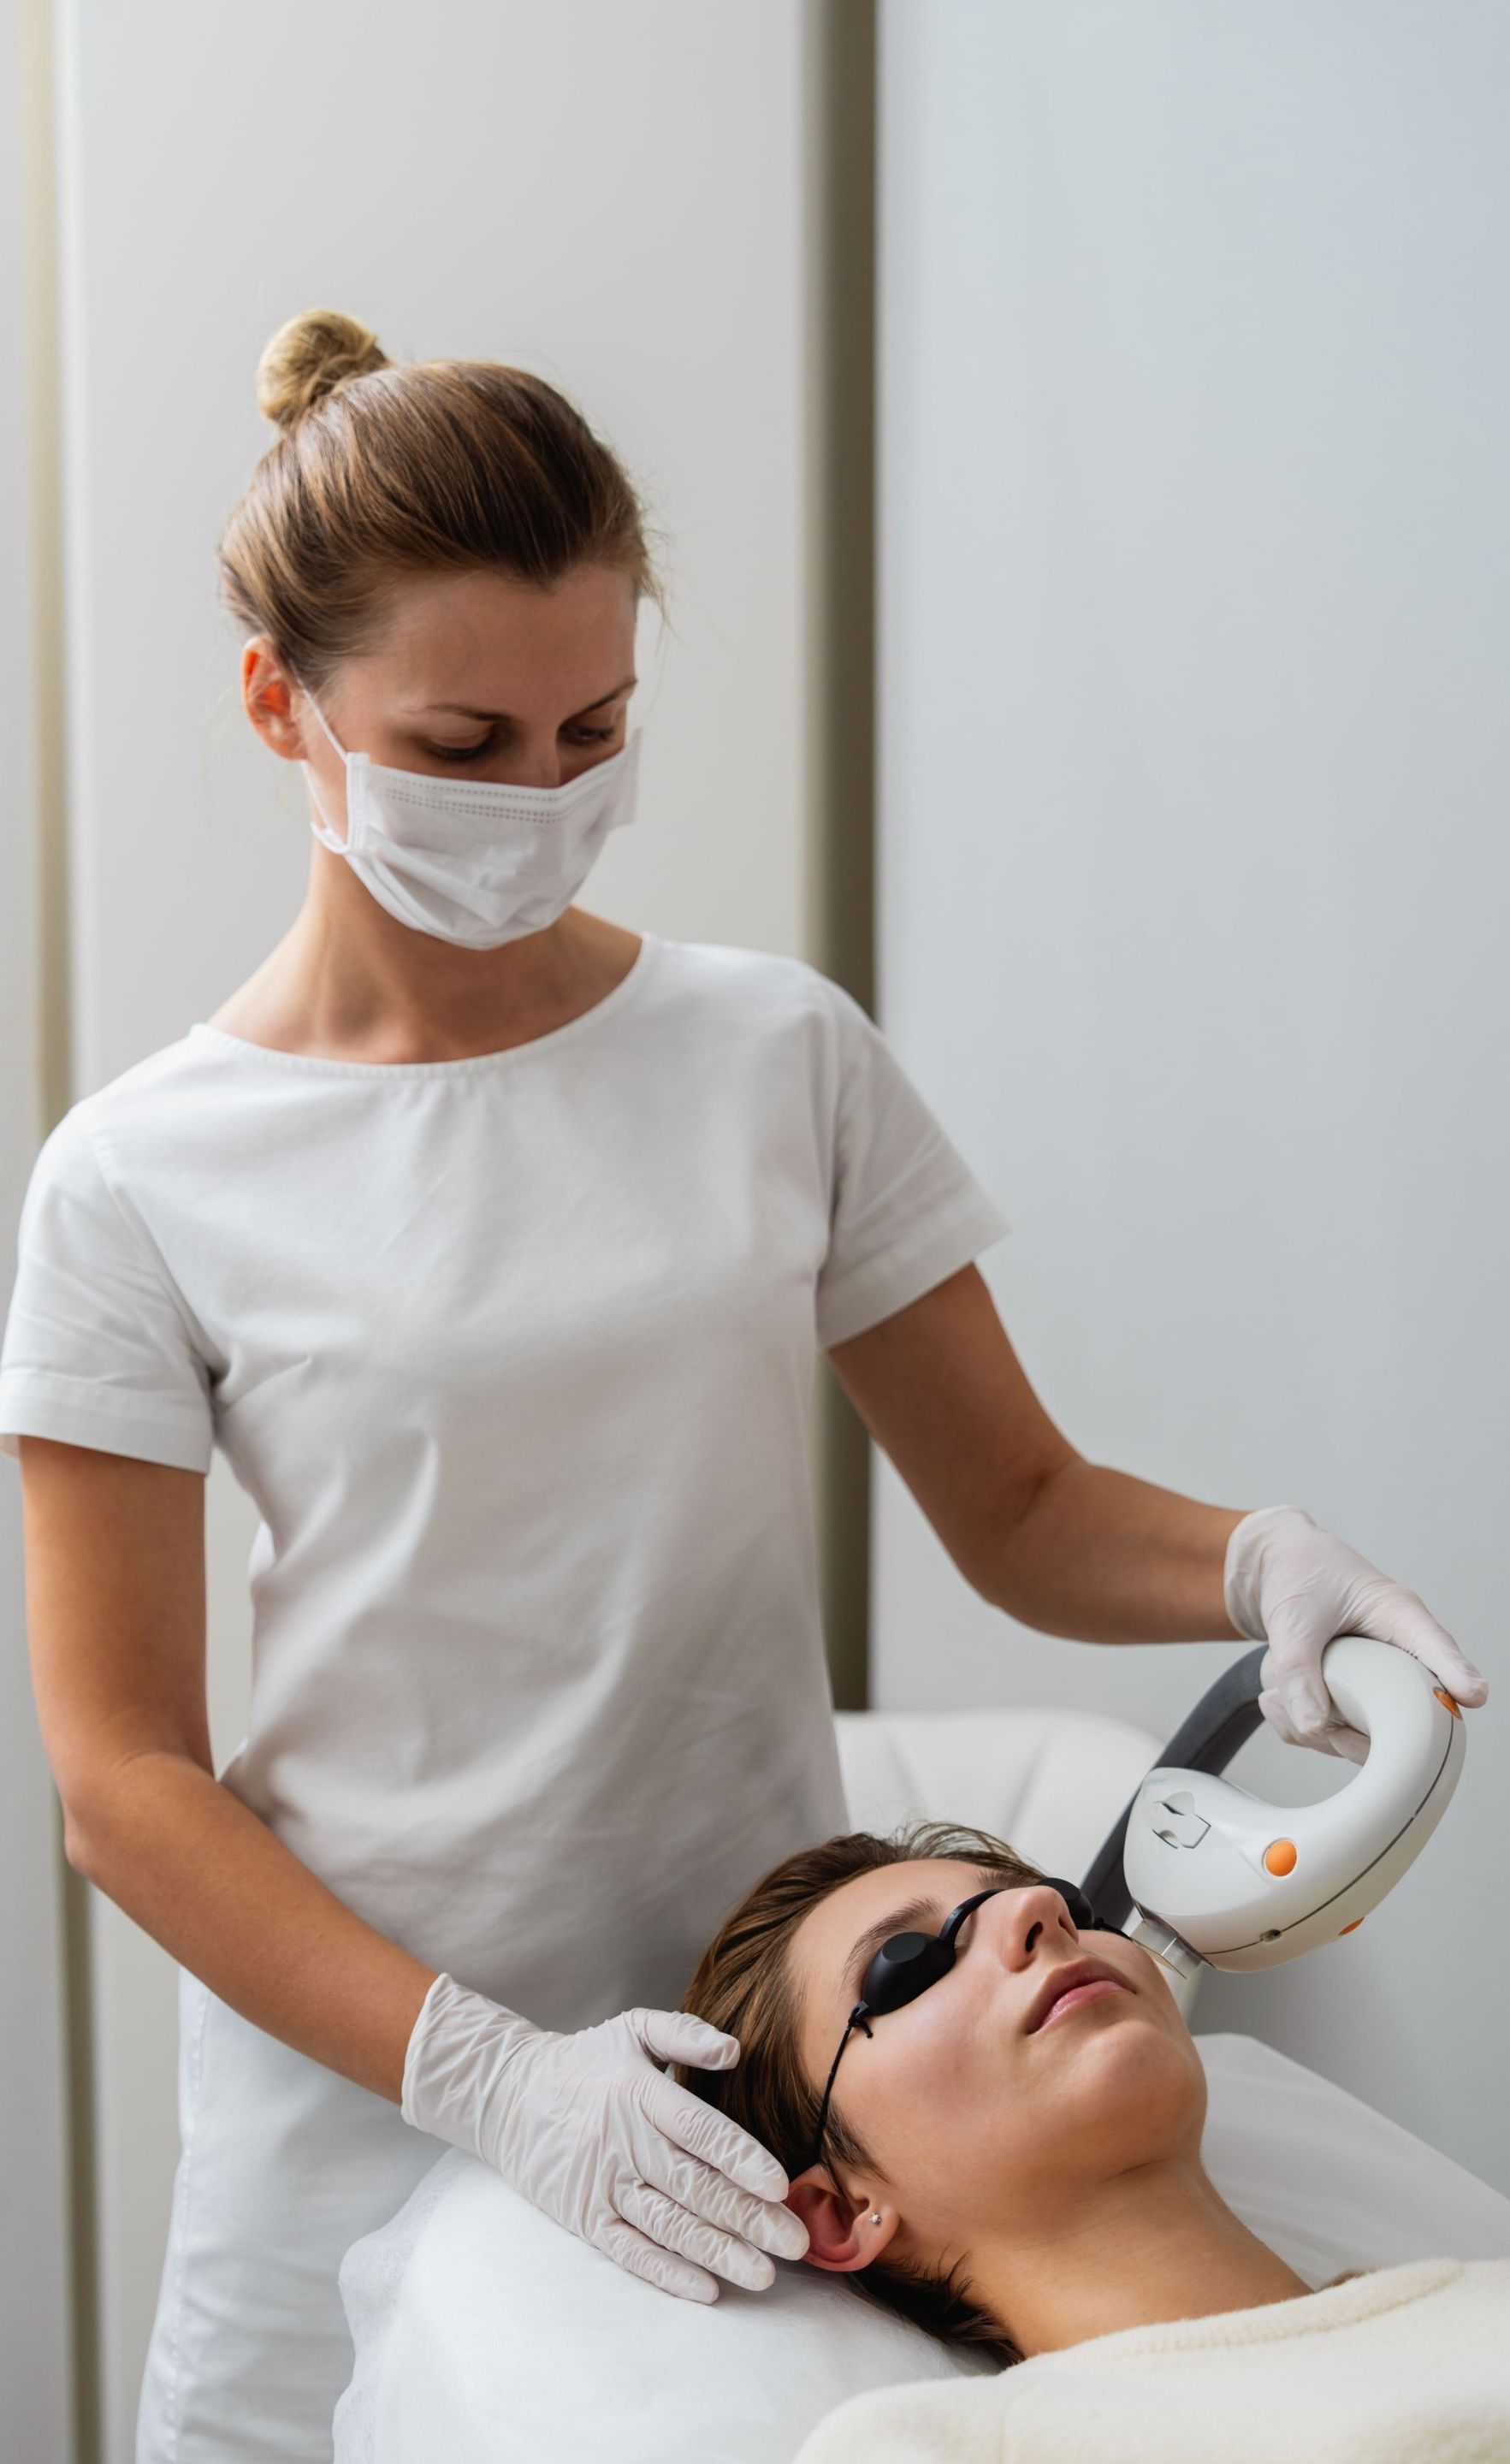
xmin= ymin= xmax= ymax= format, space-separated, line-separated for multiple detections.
xmin=1224 ymin=1503 xmax=1488 ymax=1763
xmin=401 ymin=1972 xmax=808 ymax=2302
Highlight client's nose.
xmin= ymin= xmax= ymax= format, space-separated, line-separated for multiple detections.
xmin=992 ymin=1881 xmax=1084 ymax=1970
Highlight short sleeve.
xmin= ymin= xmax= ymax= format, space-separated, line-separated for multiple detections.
xmin=814 ymin=982 xmax=1010 ymax=1350
xmin=0 ymin=1107 xmax=214 ymax=1473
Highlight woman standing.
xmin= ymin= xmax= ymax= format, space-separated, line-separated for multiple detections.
xmin=0 ymin=311 xmax=1484 ymax=2462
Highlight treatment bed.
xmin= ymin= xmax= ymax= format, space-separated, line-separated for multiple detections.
xmin=333 ymin=1703 xmax=1510 ymax=2463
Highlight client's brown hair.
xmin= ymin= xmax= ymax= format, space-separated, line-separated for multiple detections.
xmin=678 ymin=1821 xmax=1044 ymax=2366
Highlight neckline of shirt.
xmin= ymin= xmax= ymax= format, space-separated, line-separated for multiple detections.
xmin=187 ymin=930 xmax=662 ymax=1079
xmin=1025 ymin=2256 xmax=1465 ymax=2371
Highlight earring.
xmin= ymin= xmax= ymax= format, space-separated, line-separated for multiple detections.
xmin=869 ymin=2211 xmax=881 ymax=2224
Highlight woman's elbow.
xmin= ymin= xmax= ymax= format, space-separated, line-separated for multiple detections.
xmin=55 ymin=1750 xmax=167 ymax=1886
xmin=56 ymin=1764 xmax=131 ymax=1882
xmin=60 ymin=1801 xmax=105 ymax=1883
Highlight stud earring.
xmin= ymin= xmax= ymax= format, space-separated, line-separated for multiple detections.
xmin=869 ymin=2211 xmax=881 ymax=2224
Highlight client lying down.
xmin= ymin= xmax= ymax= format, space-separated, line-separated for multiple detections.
xmin=678 ymin=1820 xmax=1508 ymax=2461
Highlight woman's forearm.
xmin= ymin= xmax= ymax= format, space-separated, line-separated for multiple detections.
xmin=65 ymin=1750 xmax=438 ymax=2102
xmin=985 ymin=1458 xmax=1249 ymax=1644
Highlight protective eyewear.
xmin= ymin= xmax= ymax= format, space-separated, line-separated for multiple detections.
xmin=801 ymin=1875 xmax=1106 ymax=2180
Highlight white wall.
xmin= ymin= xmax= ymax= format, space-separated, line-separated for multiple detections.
xmin=1 ymin=0 xmax=74 ymax=2449
xmin=56 ymin=2 xmax=818 ymax=2449
xmin=875 ymin=0 xmax=1510 ymax=2193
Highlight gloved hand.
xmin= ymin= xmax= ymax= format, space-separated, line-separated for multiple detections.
xmin=400 ymin=1972 xmax=808 ymax=2301
xmin=1224 ymin=1504 xmax=1488 ymax=1763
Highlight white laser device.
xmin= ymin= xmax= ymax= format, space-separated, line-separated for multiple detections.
xmin=1084 ymin=1637 xmax=1467 ymax=1981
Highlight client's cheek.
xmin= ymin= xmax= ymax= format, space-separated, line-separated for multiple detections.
xmin=859 ymin=2023 xmax=998 ymax=2201
xmin=1058 ymin=2011 xmax=1202 ymax=2168
xmin=840 ymin=2017 xmax=934 ymax=2157
xmin=1122 ymin=1942 xmax=1179 ymax=2005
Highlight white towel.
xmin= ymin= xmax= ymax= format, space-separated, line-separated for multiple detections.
xmin=791 ymin=2258 xmax=1510 ymax=2462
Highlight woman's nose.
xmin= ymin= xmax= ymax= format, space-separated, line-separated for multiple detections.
xmin=499 ymin=746 xmax=566 ymax=789
xmin=992 ymin=1882 xmax=1083 ymax=1969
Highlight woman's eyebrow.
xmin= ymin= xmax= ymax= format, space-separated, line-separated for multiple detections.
xmin=415 ymin=674 xmax=637 ymax=723
xmin=842 ymin=1895 xmax=940 ymax=2002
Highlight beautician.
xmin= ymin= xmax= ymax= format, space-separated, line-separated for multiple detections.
xmin=0 ymin=311 xmax=1486 ymax=2463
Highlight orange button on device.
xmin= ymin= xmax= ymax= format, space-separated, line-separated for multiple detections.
xmin=1263 ymin=1839 xmax=1298 ymax=1876
xmin=1339 ymin=1918 xmax=1365 ymax=1935
xmin=1434 ymin=1687 xmax=1463 ymax=1720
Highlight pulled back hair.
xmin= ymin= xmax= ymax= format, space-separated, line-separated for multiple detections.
xmin=218 ymin=307 xmax=665 ymax=696
xmin=678 ymin=1821 xmax=1047 ymax=2368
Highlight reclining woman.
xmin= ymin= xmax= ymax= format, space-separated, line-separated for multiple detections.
xmin=678 ymin=1821 xmax=1508 ymax=2462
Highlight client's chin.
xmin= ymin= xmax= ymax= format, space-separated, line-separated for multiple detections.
xmin=1031 ymin=1992 xmax=1205 ymax=2166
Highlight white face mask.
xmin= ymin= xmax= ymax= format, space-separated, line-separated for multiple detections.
xmin=298 ymin=686 xmax=641 ymax=949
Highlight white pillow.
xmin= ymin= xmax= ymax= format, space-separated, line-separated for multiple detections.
xmin=334 ymin=2034 xmax=1510 ymax=2464
xmin=335 ymin=2153 xmax=990 ymax=2464
xmin=1194 ymin=2031 xmax=1510 ymax=2283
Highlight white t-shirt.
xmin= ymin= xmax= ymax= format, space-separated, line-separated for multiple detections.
xmin=791 ymin=2259 xmax=1510 ymax=2464
xmin=0 ymin=932 xmax=1008 ymax=2028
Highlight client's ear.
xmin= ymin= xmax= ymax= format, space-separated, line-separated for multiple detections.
xmin=785 ymin=2169 xmax=898 ymax=2272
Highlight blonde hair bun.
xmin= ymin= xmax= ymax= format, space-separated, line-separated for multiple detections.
xmin=255 ymin=308 xmax=390 ymax=434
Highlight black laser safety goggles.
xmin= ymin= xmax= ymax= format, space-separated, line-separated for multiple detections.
xmin=801 ymin=1876 xmax=1109 ymax=2180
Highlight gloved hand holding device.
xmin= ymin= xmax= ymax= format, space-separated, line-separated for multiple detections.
xmin=1224 ymin=1504 xmax=1488 ymax=1763
xmin=401 ymin=1972 xmax=808 ymax=2301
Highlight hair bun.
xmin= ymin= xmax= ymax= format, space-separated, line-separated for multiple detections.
xmin=256 ymin=308 xmax=390 ymax=434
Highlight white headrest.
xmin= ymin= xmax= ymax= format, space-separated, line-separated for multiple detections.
xmin=834 ymin=1703 xmax=1160 ymax=1877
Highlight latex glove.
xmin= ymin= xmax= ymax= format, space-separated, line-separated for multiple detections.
xmin=401 ymin=1972 xmax=808 ymax=2301
xmin=1224 ymin=1503 xmax=1488 ymax=1763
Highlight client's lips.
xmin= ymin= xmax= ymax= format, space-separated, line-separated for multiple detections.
xmin=1024 ymin=1958 xmax=1131 ymax=2035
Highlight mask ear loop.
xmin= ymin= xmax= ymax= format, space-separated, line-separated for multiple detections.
xmin=295 ymin=680 xmax=356 ymax=852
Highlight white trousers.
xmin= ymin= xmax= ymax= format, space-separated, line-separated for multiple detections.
xmin=136 ymin=1969 xmax=442 ymax=2462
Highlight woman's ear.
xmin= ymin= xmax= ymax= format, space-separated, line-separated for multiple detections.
xmin=242 ymin=638 xmax=305 ymax=761
xmin=785 ymin=2170 xmax=898 ymax=2272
